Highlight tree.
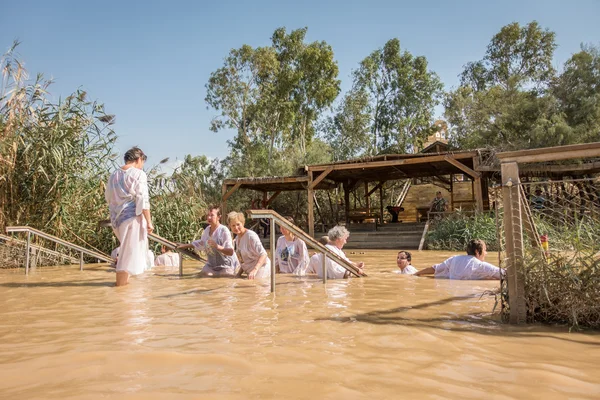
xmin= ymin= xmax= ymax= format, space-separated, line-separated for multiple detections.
xmin=206 ymin=27 xmax=340 ymax=174
xmin=320 ymin=90 xmax=371 ymax=161
xmin=553 ymin=44 xmax=600 ymax=143
xmin=444 ymin=21 xmax=572 ymax=150
xmin=351 ymin=38 xmax=443 ymax=154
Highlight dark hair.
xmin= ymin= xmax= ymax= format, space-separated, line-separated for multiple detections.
xmin=124 ymin=147 xmax=147 ymax=164
xmin=207 ymin=205 xmax=221 ymax=218
xmin=398 ymin=250 xmax=412 ymax=262
xmin=466 ymin=239 xmax=485 ymax=256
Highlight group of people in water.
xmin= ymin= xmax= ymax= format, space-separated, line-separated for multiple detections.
xmin=106 ymin=147 xmax=503 ymax=286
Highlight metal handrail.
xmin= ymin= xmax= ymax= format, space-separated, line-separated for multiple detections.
xmin=247 ymin=209 xmax=366 ymax=292
xmin=0 ymin=233 xmax=78 ymax=264
xmin=6 ymin=226 xmax=113 ymax=275
xmin=148 ymin=232 xmax=207 ymax=277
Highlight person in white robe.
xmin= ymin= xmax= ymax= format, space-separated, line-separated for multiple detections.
xmin=178 ymin=206 xmax=238 ymax=277
xmin=395 ymin=251 xmax=417 ymax=275
xmin=275 ymin=217 xmax=309 ymax=275
xmin=414 ymin=239 xmax=503 ymax=280
xmin=316 ymin=226 xmax=365 ymax=279
xmin=154 ymin=245 xmax=181 ymax=268
xmin=105 ymin=147 xmax=153 ymax=286
xmin=227 ymin=211 xmax=271 ymax=280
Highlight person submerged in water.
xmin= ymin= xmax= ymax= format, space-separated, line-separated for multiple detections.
xmin=178 ymin=206 xmax=239 ymax=277
xmin=395 ymin=250 xmax=417 ymax=274
xmin=414 ymin=239 xmax=503 ymax=280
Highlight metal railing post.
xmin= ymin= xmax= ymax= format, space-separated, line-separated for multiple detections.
xmin=270 ymin=218 xmax=276 ymax=293
xmin=179 ymin=252 xmax=183 ymax=277
xmin=25 ymin=231 xmax=31 ymax=275
xmin=80 ymin=251 xmax=84 ymax=271
xmin=322 ymin=253 xmax=327 ymax=284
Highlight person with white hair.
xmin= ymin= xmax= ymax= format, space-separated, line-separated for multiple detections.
xmin=316 ymin=225 xmax=365 ymax=279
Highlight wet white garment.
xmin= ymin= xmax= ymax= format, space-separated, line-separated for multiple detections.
xmin=192 ymin=224 xmax=239 ymax=274
xmin=155 ymin=251 xmax=180 ymax=267
xmin=308 ymin=253 xmax=323 ymax=274
xmin=105 ymin=167 xmax=151 ymax=276
xmin=234 ymin=230 xmax=271 ymax=278
xmin=315 ymin=244 xmax=350 ymax=280
xmin=275 ymin=236 xmax=309 ymax=275
xmin=147 ymin=250 xmax=155 ymax=269
xmin=394 ymin=265 xmax=418 ymax=275
xmin=112 ymin=215 xmax=149 ymax=275
xmin=432 ymin=255 xmax=502 ymax=280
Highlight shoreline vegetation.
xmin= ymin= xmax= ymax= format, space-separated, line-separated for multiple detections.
xmin=2 ymin=20 xmax=600 ymax=327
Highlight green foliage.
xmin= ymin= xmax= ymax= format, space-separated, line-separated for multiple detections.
xmin=1 ymin=41 xmax=118 ymax=254
xmin=426 ymin=211 xmax=498 ymax=251
xmin=444 ymin=21 xmax=579 ymax=151
xmin=206 ymin=27 xmax=340 ymax=176
xmin=350 ymin=38 xmax=444 ymax=155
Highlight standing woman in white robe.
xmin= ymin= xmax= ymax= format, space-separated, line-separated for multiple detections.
xmin=105 ymin=147 xmax=154 ymax=286
xmin=227 ymin=211 xmax=271 ymax=280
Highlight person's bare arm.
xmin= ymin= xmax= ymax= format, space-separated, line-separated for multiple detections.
xmin=414 ymin=266 xmax=435 ymax=276
xmin=142 ymin=209 xmax=153 ymax=234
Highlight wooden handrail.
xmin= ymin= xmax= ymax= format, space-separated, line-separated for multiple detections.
xmin=247 ymin=209 xmax=366 ymax=278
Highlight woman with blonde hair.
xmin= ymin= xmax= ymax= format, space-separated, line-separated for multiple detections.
xmin=227 ymin=211 xmax=271 ymax=280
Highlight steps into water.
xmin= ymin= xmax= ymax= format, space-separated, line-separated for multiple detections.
xmin=260 ymin=222 xmax=426 ymax=250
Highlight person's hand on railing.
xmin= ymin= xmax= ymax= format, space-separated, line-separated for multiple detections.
xmin=147 ymin=222 xmax=154 ymax=234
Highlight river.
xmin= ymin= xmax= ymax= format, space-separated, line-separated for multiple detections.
xmin=0 ymin=249 xmax=598 ymax=399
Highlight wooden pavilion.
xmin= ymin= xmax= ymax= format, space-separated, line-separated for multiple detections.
xmin=222 ymin=150 xmax=489 ymax=237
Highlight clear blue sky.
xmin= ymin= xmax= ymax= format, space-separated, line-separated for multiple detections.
xmin=2 ymin=0 xmax=599 ymax=167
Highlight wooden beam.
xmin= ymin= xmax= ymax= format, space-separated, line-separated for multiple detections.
xmin=309 ymin=166 xmax=333 ymax=190
xmin=497 ymin=142 xmax=600 ymax=163
xmin=264 ymin=191 xmax=281 ymax=206
xmin=501 ymin=162 xmax=527 ymax=324
xmin=444 ymin=155 xmax=481 ymax=178
xmin=367 ymin=181 xmax=385 ymax=196
xmin=477 ymin=160 xmax=600 ymax=173
xmin=222 ymin=182 xmax=241 ymax=202
xmin=307 ymin=152 xmax=477 ymax=172
xmin=364 ymin=182 xmax=370 ymax=210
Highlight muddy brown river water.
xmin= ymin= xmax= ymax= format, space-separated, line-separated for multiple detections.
xmin=0 ymin=249 xmax=599 ymax=399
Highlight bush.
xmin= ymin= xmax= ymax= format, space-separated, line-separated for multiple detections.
xmin=426 ymin=211 xmax=498 ymax=251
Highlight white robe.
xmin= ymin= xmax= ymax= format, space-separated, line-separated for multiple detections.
xmin=105 ymin=167 xmax=151 ymax=276
xmin=192 ymin=224 xmax=239 ymax=274
xmin=235 ymin=230 xmax=271 ymax=278
xmin=275 ymin=236 xmax=309 ymax=275
xmin=315 ymin=244 xmax=350 ymax=280
xmin=432 ymin=255 xmax=502 ymax=280
xmin=155 ymin=252 xmax=181 ymax=267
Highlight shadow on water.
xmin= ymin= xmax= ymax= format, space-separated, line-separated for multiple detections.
xmin=316 ymin=295 xmax=600 ymax=345
xmin=155 ymin=287 xmax=220 ymax=298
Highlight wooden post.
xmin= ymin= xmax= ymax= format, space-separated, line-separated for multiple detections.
xmin=379 ymin=183 xmax=384 ymax=226
xmin=364 ymin=182 xmax=370 ymax=211
xmin=343 ymin=181 xmax=350 ymax=225
xmin=307 ymin=171 xmax=315 ymax=238
xmin=501 ymin=161 xmax=527 ymax=324
xmin=473 ymin=156 xmax=484 ymax=212
xmin=221 ymin=183 xmax=228 ymax=216
xmin=450 ymin=175 xmax=454 ymax=211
